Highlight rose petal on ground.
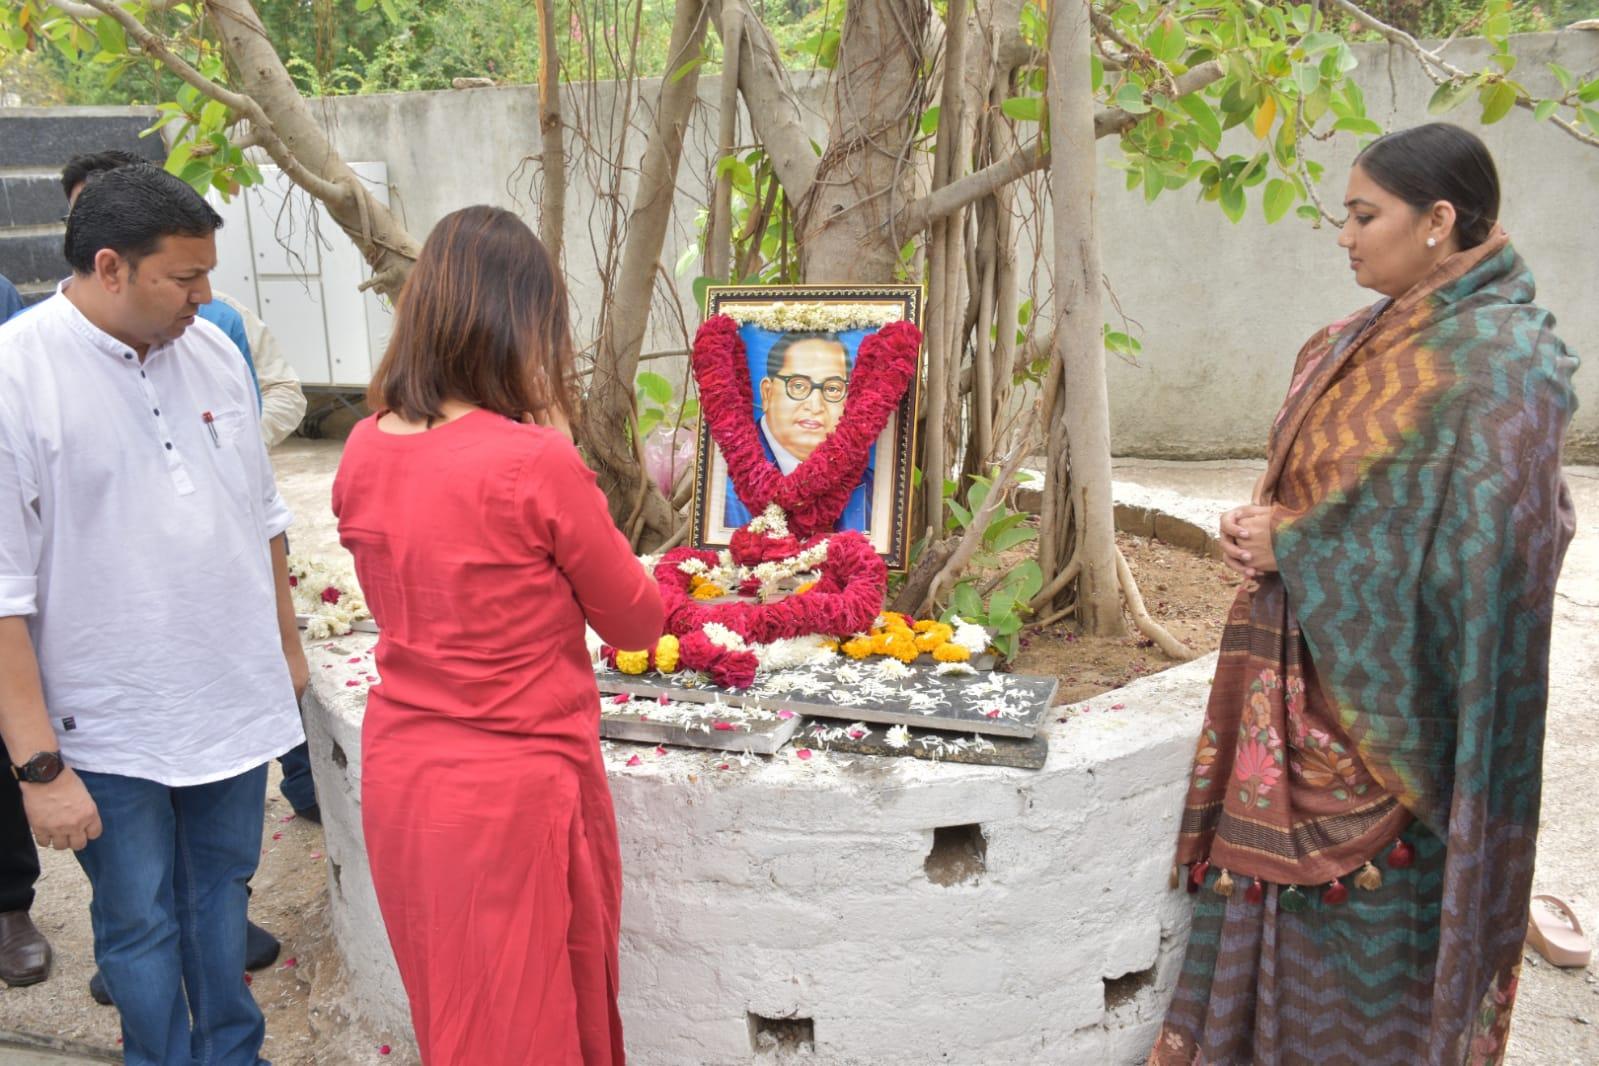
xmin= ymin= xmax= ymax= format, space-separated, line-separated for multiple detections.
xmin=777 ymin=709 xmax=795 ymax=720
xmin=713 ymin=721 xmax=734 ymax=731
xmin=626 ymin=755 xmax=642 ymax=767
xmin=612 ymin=694 xmax=630 ymax=704
xmin=796 ymin=749 xmax=812 ymax=761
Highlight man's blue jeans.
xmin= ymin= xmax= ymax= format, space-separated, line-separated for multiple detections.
xmin=75 ymin=765 xmax=269 ymax=1066
xmin=276 ymin=742 xmax=316 ymax=814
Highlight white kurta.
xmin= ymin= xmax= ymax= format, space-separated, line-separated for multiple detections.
xmin=0 ymin=288 xmax=303 ymax=786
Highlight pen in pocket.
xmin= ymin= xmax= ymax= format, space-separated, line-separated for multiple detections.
xmin=203 ymin=411 xmax=220 ymax=448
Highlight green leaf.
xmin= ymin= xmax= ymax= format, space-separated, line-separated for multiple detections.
xmin=1219 ymin=181 xmax=1245 ymax=223
xmin=991 ymin=611 xmax=1024 ymax=637
xmin=93 ymin=16 xmax=125 ymax=56
xmin=948 ymin=500 xmax=973 ymax=529
xmin=1332 ymin=115 xmax=1383 ymax=136
xmin=669 ymin=55 xmax=706 ymax=85
xmin=1113 ymin=84 xmax=1150 ymax=115
xmin=983 ymin=512 xmax=1028 ymax=545
xmin=1479 ymin=80 xmax=1518 ymax=126
xmin=199 ymin=99 xmax=228 ymax=132
xmin=919 ymin=105 xmax=941 ymax=136
xmin=1533 ymin=99 xmax=1559 ymax=122
xmin=635 ymin=371 xmax=674 ymax=406
xmin=1580 ymin=106 xmax=1599 ymax=132
xmin=1091 ymin=55 xmax=1104 ymax=94
xmin=1293 ymin=62 xmax=1319 ymax=97
xmin=1176 ymin=94 xmax=1221 ymax=152
xmin=967 ymin=478 xmax=991 ymax=516
xmin=991 ymin=525 xmax=1038 ymax=553
xmin=1146 ymin=19 xmax=1185 ymax=65
xmin=1295 ymin=204 xmax=1322 ymax=221
xmin=1001 ymin=96 xmax=1044 ymax=123
xmin=1580 ymin=80 xmax=1599 ymax=105
xmin=1428 ymin=80 xmax=1474 ymax=115
xmin=692 ymin=275 xmax=718 ymax=313
xmin=1262 ymin=178 xmax=1295 ymax=223
xmin=988 ymin=587 xmax=1016 ymax=623
xmin=1006 ymin=560 xmax=1045 ymax=604
xmin=163 ymin=141 xmax=194 ymax=177
xmin=952 ymin=582 xmax=983 ymax=620
xmin=1549 ymin=64 xmax=1574 ymax=93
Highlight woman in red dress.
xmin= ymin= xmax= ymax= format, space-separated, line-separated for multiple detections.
xmin=332 ymin=206 xmax=663 ymax=1065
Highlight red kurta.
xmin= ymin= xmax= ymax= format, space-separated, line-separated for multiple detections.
xmin=332 ymin=410 xmax=663 ymax=1065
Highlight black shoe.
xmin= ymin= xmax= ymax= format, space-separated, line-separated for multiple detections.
xmin=245 ymin=921 xmax=280 ymax=971
xmin=293 ymin=803 xmax=321 ymax=825
xmin=0 ymin=910 xmax=52 ymax=987
xmin=88 ymin=969 xmax=112 ymax=1006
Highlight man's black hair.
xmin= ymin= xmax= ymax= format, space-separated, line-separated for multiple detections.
xmin=63 ymin=165 xmax=223 ymax=275
xmin=60 ymin=149 xmax=146 ymax=201
xmin=765 ymin=330 xmax=850 ymax=380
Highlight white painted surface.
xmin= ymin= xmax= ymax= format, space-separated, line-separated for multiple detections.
xmin=209 ymin=163 xmax=392 ymax=388
xmin=301 ymin=635 xmax=1211 ymax=1064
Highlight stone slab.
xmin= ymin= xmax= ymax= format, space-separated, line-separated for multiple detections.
xmin=0 ymin=110 xmax=163 ymax=169
xmin=790 ymin=718 xmax=1050 ymax=769
xmin=0 ymin=176 xmax=67 ymax=228
xmin=599 ymin=694 xmax=802 ymax=755
xmin=0 ymin=233 xmax=67 ymax=290
xmin=594 ymin=659 xmax=1057 ymax=739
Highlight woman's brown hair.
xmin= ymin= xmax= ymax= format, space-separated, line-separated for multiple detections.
xmin=368 ymin=205 xmax=577 ymax=427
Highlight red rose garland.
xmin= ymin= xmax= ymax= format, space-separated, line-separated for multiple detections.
xmin=693 ymin=315 xmax=921 ymax=539
xmin=651 ymin=532 xmax=887 ymax=688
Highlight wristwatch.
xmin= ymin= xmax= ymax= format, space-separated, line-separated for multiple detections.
xmin=11 ymin=752 xmax=64 ymax=784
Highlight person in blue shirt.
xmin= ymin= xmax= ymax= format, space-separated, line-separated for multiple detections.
xmin=0 ymin=275 xmax=23 ymax=322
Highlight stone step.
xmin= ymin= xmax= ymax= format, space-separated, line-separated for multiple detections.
xmin=0 ymin=232 xmax=66 ymax=291
xmin=1 ymin=174 xmax=69 ymax=228
xmin=0 ymin=107 xmax=162 ymax=169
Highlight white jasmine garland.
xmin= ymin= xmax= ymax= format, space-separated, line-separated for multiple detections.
xmin=745 ymin=503 xmax=790 ymax=538
xmin=289 ymin=554 xmax=370 ymax=639
xmin=726 ymin=302 xmax=904 ymax=333
xmin=874 ymin=658 xmax=912 ymax=681
xmin=702 ymin=622 xmax=749 ymax=652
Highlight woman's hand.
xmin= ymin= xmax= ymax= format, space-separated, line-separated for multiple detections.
xmin=1219 ymin=504 xmax=1278 ymax=580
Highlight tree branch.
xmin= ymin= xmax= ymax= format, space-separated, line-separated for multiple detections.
xmin=898 ymin=59 xmax=1224 ymax=231
xmin=1116 ymin=547 xmax=1198 ymax=661
xmin=1326 ymin=0 xmax=1599 ymax=149
xmin=715 ymin=0 xmax=819 ymax=205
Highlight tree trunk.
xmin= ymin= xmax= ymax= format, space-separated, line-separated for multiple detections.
xmin=795 ymin=0 xmax=929 ymax=282
xmin=579 ymin=0 xmax=710 ymax=544
xmin=1044 ymin=0 xmax=1124 ymax=635
xmin=206 ymin=0 xmax=420 ymax=298
xmin=533 ymin=0 xmax=565 ymax=265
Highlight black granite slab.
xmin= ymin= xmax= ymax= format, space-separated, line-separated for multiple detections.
xmin=790 ymin=718 xmax=1049 ymax=769
xmin=594 ymin=658 xmax=1057 ymax=739
xmin=597 ymin=694 xmax=801 ymax=754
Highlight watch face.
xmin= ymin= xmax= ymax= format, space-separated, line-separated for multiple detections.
xmin=22 ymin=752 xmax=62 ymax=783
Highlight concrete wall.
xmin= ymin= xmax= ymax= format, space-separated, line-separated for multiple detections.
xmin=12 ymin=30 xmax=1592 ymax=454
xmin=293 ymin=30 xmax=1598 ymax=459
xmin=303 ymin=630 xmax=1212 ymax=1064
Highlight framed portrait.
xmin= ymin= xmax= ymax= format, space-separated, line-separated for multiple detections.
xmin=690 ymin=284 xmax=924 ymax=571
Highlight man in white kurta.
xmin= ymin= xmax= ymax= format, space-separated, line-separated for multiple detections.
xmin=0 ymin=164 xmax=305 ymax=1066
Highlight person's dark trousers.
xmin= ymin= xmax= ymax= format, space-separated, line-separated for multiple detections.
xmin=0 ymin=769 xmax=40 ymax=914
xmin=276 ymin=742 xmax=316 ymax=816
xmin=76 ymin=764 xmax=270 ymax=1066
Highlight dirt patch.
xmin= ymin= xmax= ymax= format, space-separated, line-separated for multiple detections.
xmin=1011 ymin=531 xmax=1240 ymax=704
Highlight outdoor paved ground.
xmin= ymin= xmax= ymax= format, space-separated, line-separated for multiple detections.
xmin=0 ymin=446 xmax=1593 ymax=1063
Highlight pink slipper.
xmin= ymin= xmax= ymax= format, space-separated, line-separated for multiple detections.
xmin=1526 ymin=895 xmax=1592 ymax=968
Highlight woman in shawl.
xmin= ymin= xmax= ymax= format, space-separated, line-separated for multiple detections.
xmin=1150 ymin=123 xmax=1579 ymax=1065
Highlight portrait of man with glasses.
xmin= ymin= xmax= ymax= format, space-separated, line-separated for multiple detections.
xmin=722 ymin=328 xmax=873 ymax=532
